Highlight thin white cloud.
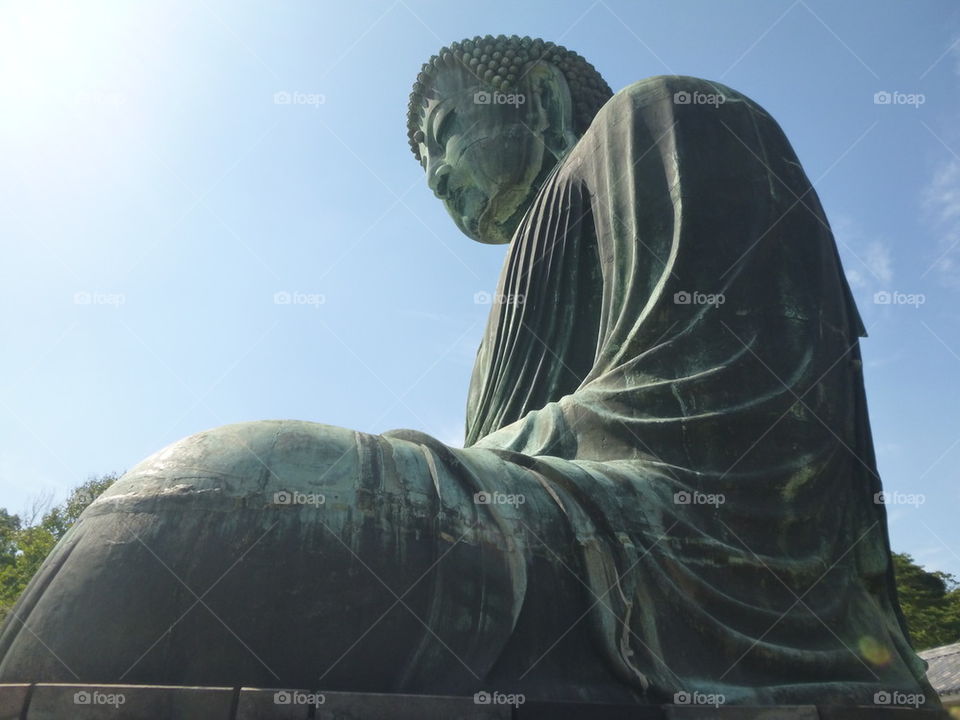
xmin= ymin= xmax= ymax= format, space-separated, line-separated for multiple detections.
xmin=922 ymin=158 xmax=960 ymax=288
xmin=833 ymin=213 xmax=894 ymax=288
xmin=918 ymin=39 xmax=960 ymax=286
xmin=924 ymin=160 xmax=960 ymax=226
xmin=845 ymin=268 xmax=866 ymax=289
xmin=864 ymin=240 xmax=894 ymax=284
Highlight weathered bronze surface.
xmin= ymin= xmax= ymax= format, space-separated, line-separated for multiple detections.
xmin=0 ymin=35 xmax=940 ymax=711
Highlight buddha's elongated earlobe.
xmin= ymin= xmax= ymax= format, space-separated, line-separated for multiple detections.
xmin=526 ymin=61 xmax=579 ymax=160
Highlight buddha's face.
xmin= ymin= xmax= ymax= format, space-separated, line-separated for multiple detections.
xmin=417 ymin=69 xmax=552 ymax=245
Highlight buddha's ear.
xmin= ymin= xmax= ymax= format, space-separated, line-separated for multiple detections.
xmin=525 ymin=61 xmax=576 ymax=158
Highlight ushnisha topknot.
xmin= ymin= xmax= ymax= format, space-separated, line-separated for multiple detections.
xmin=407 ymin=34 xmax=613 ymax=163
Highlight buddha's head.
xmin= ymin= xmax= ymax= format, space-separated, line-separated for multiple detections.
xmin=407 ymin=35 xmax=612 ymax=244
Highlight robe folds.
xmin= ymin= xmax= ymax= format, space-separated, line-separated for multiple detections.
xmin=0 ymin=76 xmax=937 ymax=707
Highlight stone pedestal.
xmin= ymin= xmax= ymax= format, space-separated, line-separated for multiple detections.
xmin=0 ymin=684 xmax=948 ymax=719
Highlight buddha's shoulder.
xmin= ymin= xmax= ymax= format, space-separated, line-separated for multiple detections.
xmin=564 ymin=75 xmax=774 ymax=171
xmin=576 ymin=76 xmax=770 ymax=144
xmin=607 ymin=75 xmax=753 ymax=109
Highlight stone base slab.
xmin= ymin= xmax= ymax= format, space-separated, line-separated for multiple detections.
xmin=0 ymin=684 xmax=948 ymax=719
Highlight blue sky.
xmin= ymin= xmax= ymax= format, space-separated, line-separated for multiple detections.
xmin=1 ymin=0 xmax=958 ymax=578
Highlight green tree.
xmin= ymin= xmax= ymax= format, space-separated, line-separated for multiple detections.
xmin=893 ymin=552 xmax=960 ymax=650
xmin=39 ymin=474 xmax=119 ymax=541
xmin=0 ymin=473 xmax=118 ymax=622
xmin=0 ymin=509 xmax=21 ymax=567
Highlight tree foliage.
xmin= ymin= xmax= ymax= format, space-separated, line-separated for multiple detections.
xmin=893 ymin=552 xmax=960 ymax=650
xmin=0 ymin=474 xmax=118 ymax=622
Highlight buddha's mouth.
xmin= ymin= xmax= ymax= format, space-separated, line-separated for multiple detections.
xmin=446 ymin=185 xmax=491 ymax=242
xmin=475 ymin=186 xmax=535 ymax=244
xmin=446 ymin=185 xmax=524 ymax=244
xmin=465 ymin=213 xmax=481 ymax=237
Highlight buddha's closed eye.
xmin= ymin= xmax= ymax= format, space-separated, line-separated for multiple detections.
xmin=434 ymin=109 xmax=456 ymax=148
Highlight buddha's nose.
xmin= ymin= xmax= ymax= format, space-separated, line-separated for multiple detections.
xmin=428 ymin=162 xmax=452 ymax=199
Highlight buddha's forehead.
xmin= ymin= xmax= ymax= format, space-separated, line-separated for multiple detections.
xmin=430 ymin=65 xmax=480 ymax=98
xmin=419 ymin=70 xmax=479 ymax=125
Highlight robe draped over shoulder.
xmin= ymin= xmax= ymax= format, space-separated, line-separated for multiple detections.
xmin=443 ymin=74 xmax=934 ymax=703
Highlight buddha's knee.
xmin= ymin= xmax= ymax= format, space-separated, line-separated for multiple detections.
xmin=0 ymin=420 xmax=439 ymax=687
